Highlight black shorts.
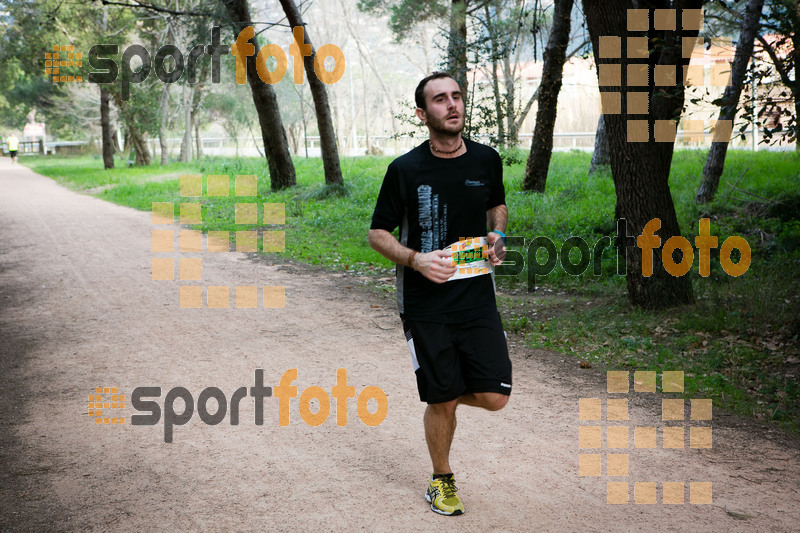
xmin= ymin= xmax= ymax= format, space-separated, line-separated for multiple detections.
xmin=401 ymin=311 xmax=512 ymax=404
xmin=8 ymin=150 xmax=17 ymax=157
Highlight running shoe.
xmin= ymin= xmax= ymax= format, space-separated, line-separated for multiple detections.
xmin=425 ymin=474 xmax=464 ymax=516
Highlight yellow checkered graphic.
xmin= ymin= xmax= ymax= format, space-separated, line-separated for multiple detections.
xmin=88 ymin=386 xmax=125 ymax=424
xmin=151 ymin=175 xmax=285 ymax=309
xmin=598 ymin=9 xmax=732 ymax=143
xmin=578 ymin=370 xmax=713 ymax=505
xmin=46 ymin=45 xmax=83 ymax=83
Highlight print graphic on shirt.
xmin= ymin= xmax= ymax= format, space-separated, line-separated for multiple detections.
xmin=417 ymin=185 xmax=448 ymax=253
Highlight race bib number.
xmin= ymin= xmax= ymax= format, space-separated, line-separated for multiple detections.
xmin=444 ymin=237 xmax=492 ymax=281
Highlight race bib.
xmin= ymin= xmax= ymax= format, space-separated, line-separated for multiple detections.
xmin=444 ymin=237 xmax=492 ymax=281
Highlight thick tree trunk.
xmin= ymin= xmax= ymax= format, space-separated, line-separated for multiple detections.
xmin=221 ymin=0 xmax=296 ymax=190
xmin=100 ymin=87 xmax=114 ymax=170
xmin=277 ymin=0 xmax=343 ymax=187
xmin=583 ymin=0 xmax=700 ymax=309
xmin=129 ymin=128 xmax=151 ymax=166
xmin=589 ymin=114 xmax=610 ymax=175
xmin=448 ymin=0 xmax=469 ymax=103
xmin=523 ymin=0 xmax=573 ymax=192
xmin=158 ymin=84 xmax=170 ymax=165
xmin=697 ymin=0 xmax=765 ymax=204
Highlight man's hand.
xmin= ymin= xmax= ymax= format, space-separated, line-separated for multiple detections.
xmin=486 ymin=232 xmax=506 ymax=266
xmin=416 ymin=250 xmax=457 ymax=284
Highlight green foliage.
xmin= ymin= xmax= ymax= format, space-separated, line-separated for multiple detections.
xmin=357 ymin=0 xmax=448 ymax=43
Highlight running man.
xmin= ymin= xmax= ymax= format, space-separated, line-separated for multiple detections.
xmin=368 ymin=72 xmax=512 ymax=516
xmin=7 ymin=133 xmax=19 ymax=164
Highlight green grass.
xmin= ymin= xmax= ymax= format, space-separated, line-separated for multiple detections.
xmin=22 ymin=148 xmax=800 ymax=430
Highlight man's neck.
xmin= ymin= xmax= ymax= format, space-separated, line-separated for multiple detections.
xmin=429 ymin=134 xmax=464 ymax=159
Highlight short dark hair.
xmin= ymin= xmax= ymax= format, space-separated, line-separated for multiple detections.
xmin=414 ymin=72 xmax=457 ymax=110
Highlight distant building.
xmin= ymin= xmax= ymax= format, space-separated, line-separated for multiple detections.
xmin=471 ymin=36 xmax=794 ymax=150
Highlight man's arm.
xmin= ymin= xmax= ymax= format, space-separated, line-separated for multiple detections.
xmin=487 ymin=204 xmax=508 ymax=235
xmin=486 ymin=204 xmax=508 ymax=265
xmin=368 ymin=229 xmax=456 ymax=284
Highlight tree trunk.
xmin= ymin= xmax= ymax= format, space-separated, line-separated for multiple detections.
xmin=158 ymin=84 xmax=170 ymax=165
xmin=503 ymin=52 xmax=517 ymax=146
xmin=697 ymin=0 xmax=765 ymax=204
xmin=179 ymin=84 xmax=193 ymax=163
xmin=794 ymin=31 xmax=800 ymax=151
xmin=583 ymin=0 xmax=699 ymax=309
xmin=486 ymin=3 xmax=505 ymax=147
xmin=278 ymin=0 xmax=343 ymax=187
xmin=99 ymin=4 xmax=114 ymax=170
xmin=796 ymin=93 xmax=800 ymax=151
xmin=448 ymin=0 xmax=469 ymax=104
xmin=195 ymin=120 xmax=203 ymax=159
xmin=523 ymin=0 xmax=573 ymax=192
xmin=129 ymin=128 xmax=151 ymax=166
xmin=589 ymin=114 xmax=610 ymax=175
xmin=221 ymin=0 xmax=296 ymax=190
xmin=100 ymin=87 xmax=114 ymax=169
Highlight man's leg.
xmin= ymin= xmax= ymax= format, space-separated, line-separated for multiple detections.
xmin=425 ymin=392 xmax=508 ymax=474
xmin=458 ymin=391 xmax=509 ymax=411
xmin=424 ymin=398 xmax=459 ymax=474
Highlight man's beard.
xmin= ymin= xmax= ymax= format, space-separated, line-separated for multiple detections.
xmin=427 ymin=113 xmax=464 ymax=136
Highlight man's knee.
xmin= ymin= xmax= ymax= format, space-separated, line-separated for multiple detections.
xmin=472 ymin=392 xmax=509 ymax=411
xmin=487 ymin=393 xmax=509 ymax=411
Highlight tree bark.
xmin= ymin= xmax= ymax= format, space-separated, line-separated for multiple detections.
xmin=158 ymin=84 xmax=170 ymax=165
xmin=583 ymin=0 xmax=699 ymax=309
xmin=486 ymin=3 xmax=505 ymax=146
xmin=194 ymin=120 xmax=203 ymax=159
xmin=448 ymin=0 xmax=469 ymax=104
xmin=100 ymin=87 xmax=114 ymax=169
xmin=99 ymin=5 xmax=114 ymax=170
xmin=794 ymin=30 xmax=800 ymax=151
xmin=697 ymin=0 xmax=765 ymax=204
xmin=129 ymin=127 xmax=151 ymax=166
xmin=523 ymin=0 xmax=573 ymax=192
xmin=589 ymin=114 xmax=610 ymax=175
xmin=278 ymin=0 xmax=343 ymax=187
xmin=179 ymin=84 xmax=193 ymax=162
xmin=503 ymin=52 xmax=517 ymax=146
xmin=221 ymin=0 xmax=296 ymax=190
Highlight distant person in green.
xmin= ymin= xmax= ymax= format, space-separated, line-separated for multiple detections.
xmin=7 ymin=133 xmax=19 ymax=164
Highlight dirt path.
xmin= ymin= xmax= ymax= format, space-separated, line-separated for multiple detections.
xmin=0 ymin=158 xmax=798 ymax=532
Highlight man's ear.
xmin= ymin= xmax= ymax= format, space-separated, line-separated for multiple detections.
xmin=415 ymin=107 xmax=427 ymax=124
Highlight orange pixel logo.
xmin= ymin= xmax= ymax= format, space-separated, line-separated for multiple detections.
xmin=88 ymin=386 xmax=125 ymax=424
xmin=598 ymin=9 xmax=734 ymax=143
xmin=46 ymin=45 xmax=83 ymax=83
xmin=578 ymin=370 xmax=713 ymax=505
xmin=451 ymin=237 xmax=491 ymax=276
xmin=151 ymin=175 xmax=286 ymax=309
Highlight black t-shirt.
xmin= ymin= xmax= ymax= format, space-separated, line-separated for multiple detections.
xmin=370 ymin=138 xmax=505 ymax=322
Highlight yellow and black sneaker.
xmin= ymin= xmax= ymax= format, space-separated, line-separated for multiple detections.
xmin=425 ymin=473 xmax=464 ymax=516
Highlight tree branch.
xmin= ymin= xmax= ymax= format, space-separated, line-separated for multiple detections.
xmin=100 ymin=0 xmax=214 ymax=17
